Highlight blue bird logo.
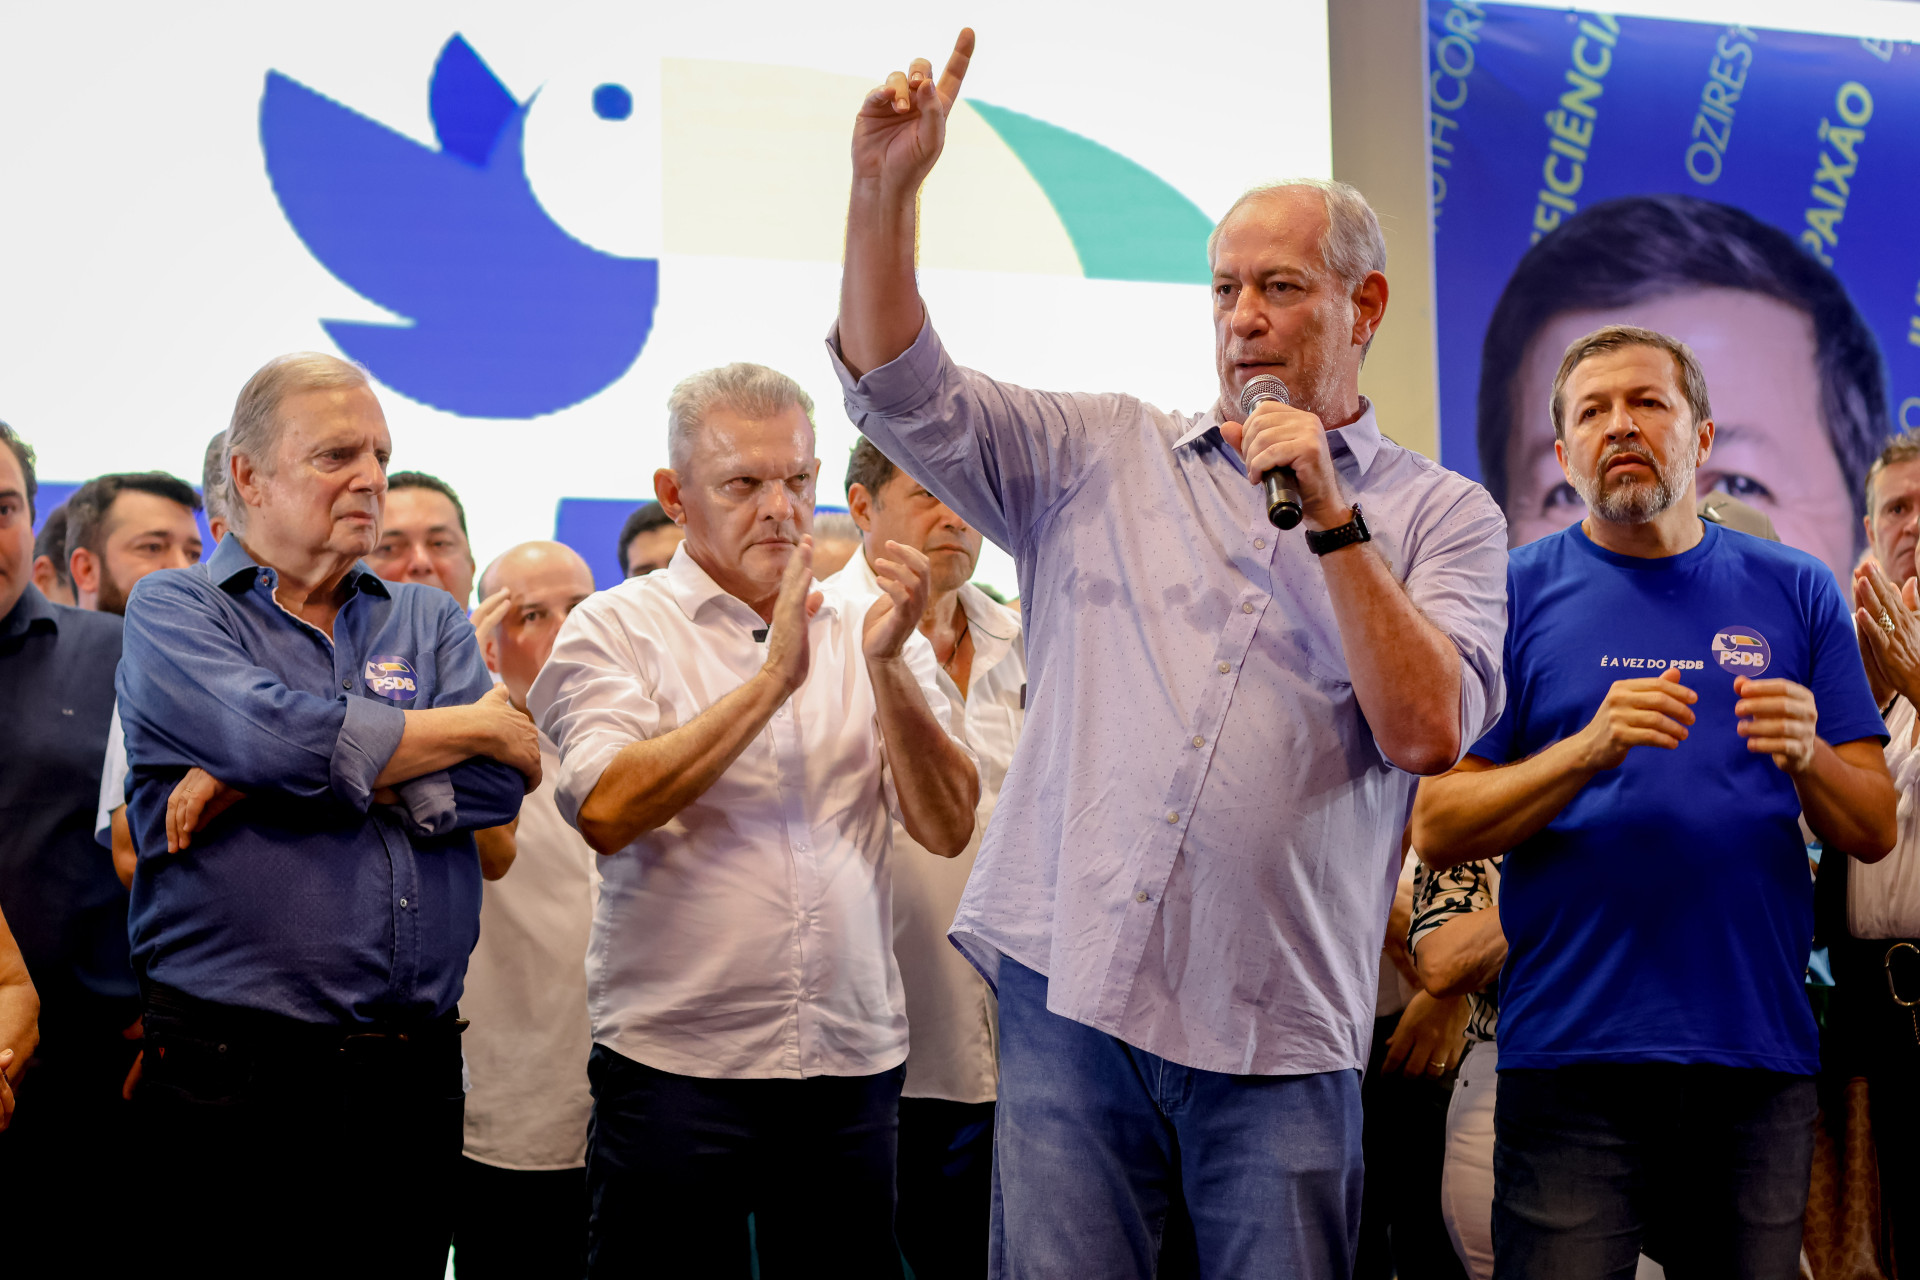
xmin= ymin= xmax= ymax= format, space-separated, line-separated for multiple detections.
xmin=260 ymin=35 xmax=659 ymax=419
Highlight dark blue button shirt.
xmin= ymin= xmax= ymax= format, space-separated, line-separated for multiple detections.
xmin=118 ymin=535 xmax=523 ymax=1024
xmin=0 ymin=585 xmax=134 ymax=1031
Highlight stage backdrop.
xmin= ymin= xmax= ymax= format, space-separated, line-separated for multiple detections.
xmin=0 ymin=2 xmax=1333 ymax=594
xmin=1428 ymin=0 xmax=1920 ymax=585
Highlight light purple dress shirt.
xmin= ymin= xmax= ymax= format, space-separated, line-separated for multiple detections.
xmin=829 ymin=318 xmax=1508 ymax=1075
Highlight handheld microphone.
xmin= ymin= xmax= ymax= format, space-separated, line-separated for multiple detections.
xmin=1239 ymin=375 xmax=1303 ymax=530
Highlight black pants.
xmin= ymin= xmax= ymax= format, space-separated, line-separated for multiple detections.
xmin=453 ymin=1156 xmax=588 ymax=1278
xmin=1826 ymin=933 xmax=1920 ymax=1275
xmin=132 ymin=983 xmax=466 ymax=1279
xmin=584 ymin=1044 xmax=904 ymax=1278
xmin=1354 ymin=1011 xmax=1467 ymax=1280
xmin=896 ymin=1096 xmax=994 ymax=1280
xmin=0 ymin=1008 xmax=141 ymax=1273
xmin=1493 ymin=1063 xmax=1816 ymax=1280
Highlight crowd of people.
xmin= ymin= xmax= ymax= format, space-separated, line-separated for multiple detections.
xmin=0 ymin=29 xmax=1915 ymax=1280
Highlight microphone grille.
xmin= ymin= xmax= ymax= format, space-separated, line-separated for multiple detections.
xmin=1239 ymin=374 xmax=1291 ymax=416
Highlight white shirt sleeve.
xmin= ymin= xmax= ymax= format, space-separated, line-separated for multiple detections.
xmin=94 ymin=701 xmax=129 ymax=849
xmin=527 ymin=598 xmax=665 ymax=832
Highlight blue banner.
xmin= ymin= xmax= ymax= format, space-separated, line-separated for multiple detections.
xmin=1428 ymin=2 xmax=1919 ymax=581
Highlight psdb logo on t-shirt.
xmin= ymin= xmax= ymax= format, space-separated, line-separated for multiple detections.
xmin=1710 ymin=627 xmax=1771 ymax=675
xmin=365 ymin=654 xmax=420 ymax=701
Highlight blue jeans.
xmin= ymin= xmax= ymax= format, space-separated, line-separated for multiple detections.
xmin=1492 ymin=1064 xmax=1816 ymax=1280
xmin=991 ymin=959 xmax=1364 ymax=1280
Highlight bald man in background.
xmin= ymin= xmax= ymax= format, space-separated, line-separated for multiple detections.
xmin=453 ymin=541 xmax=600 ymax=1278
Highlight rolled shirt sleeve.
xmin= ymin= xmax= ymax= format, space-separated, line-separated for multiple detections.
xmin=1401 ymin=485 xmax=1511 ymax=765
xmin=120 ymin=571 xmax=403 ymax=810
xmin=389 ymin=598 xmax=527 ymax=834
xmin=529 ymin=596 xmax=665 ymax=831
xmin=828 ymin=315 xmax=1130 ymax=558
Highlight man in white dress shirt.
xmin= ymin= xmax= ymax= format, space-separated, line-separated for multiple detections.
xmin=835 ymin=436 xmax=1026 ymax=1280
xmin=529 ymin=363 xmax=980 ymax=1278
xmin=453 ymin=540 xmax=599 ymax=1278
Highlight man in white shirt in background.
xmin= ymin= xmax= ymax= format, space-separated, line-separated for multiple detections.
xmin=530 ymin=363 xmax=979 ymax=1279
xmin=452 ymin=540 xmax=599 ymax=1279
xmin=836 ymin=436 xmax=1026 ymax=1280
xmin=1842 ymin=432 xmax=1920 ymax=1271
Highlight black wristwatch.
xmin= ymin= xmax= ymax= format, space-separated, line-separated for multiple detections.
xmin=1305 ymin=504 xmax=1371 ymax=556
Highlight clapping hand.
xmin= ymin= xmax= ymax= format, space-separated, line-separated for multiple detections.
xmin=864 ymin=541 xmax=933 ymax=663
xmin=1854 ymin=561 xmax=1920 ymax=708
xmin=762 ymin=538 xmax=824 ymax=695
xmin=1734 ymin=676 xmax=1821 ymax=775
xmin=1575 ymin=667 xmax=1697 ymax=772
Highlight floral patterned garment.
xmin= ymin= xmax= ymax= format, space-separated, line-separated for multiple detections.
xmin=1408 ymin=856 xmax=1502 ymax=1043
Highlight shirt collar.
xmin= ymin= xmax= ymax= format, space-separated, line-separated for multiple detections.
xmin=207 ymin=532 xmax=391 ymax=599
xmin=664 ymin=541 xmax=833 ymax=626
xmin=0 ymin=582 xmax=58 ymax=642
xmin=1173 ymin=396 xmax=1383 ymax=480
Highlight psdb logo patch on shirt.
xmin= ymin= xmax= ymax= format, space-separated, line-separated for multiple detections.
xmin=365 ymin=654 xmax=420 ymax=701
xmin=1711 ymin=627 xmax=1771 ymax=676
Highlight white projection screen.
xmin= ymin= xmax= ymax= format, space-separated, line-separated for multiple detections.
xmin=0 ymin=3 xmax=1333 ymax=594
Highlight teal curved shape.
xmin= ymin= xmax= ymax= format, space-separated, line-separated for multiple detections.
xmin=969 ymin=100 xmax=1212 ymax=285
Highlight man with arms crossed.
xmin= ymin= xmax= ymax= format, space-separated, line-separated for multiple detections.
xmin=839 ymin=435 xmax=1027 ymax=1280
xmin=834 ymin=33 xmax=1508 ymax=1278
xmin=119 ymin=353 xmax=537 ymax=1274
xmin=1412 ymin=325 xmax=1895 ymax=1279
xmin=530 ymin=364 xmax=978 ymax=1277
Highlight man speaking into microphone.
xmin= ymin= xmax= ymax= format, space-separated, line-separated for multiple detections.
xmin=829 ymin=31 xmax=1509 ymax=1280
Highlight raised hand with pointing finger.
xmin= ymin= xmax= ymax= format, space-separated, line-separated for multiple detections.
xmin=852 ymin=29 xmax=975 ymax=200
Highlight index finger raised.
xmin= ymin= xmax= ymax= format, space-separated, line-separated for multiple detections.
xmin=936 ymin=28 xmax=976 ymax=104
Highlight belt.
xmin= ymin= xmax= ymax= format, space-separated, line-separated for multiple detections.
xmin=141 ymin=981 xmax=467 ymax=1057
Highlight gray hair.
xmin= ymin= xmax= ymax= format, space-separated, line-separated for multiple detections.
xmin=200 ymin=430 xmax=229 ymax=528
xmin=1208 ymin=179 xmax=1388 ymax=290
xmin=666 ymin=363 xmax=815 ymax=472
xmin=223 ymin=352 xmax=371 ymax=529
xmin=1866 ymin=432 xmax=1920 ymax=515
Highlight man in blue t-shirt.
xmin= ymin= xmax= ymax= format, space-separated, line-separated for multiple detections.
xmin=1412 ymin=324 xmax=1895 ymax=1279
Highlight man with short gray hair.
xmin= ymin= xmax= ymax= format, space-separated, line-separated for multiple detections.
xmin=119 ymin=352 xmax=539 ymax=1273
xmin=530 ymin=361 xmax=979 ymax=1276
xmin=1413 ymin=324 xmax=1893 ymax=1276
xmin=836 ymin=33 xmax=1508 ymax=1278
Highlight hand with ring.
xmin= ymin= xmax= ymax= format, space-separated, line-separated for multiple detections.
xmin=1380 ymin=989 xmax=1471 ymax=1079
xmin=1854 ymin=561 xmax=1920 ymax=708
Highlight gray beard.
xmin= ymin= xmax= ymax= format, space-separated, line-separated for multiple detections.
xmin=1574 ymin=450 xmax=1696 ymax=525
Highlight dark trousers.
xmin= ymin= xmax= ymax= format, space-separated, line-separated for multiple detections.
xmin=897 ymin=1096 xmax=995 ymax=1280
xmin=1826 ymin=933 xmax=1920 ymax=1274
xmin=132 ymin=983 xmax=466 ymax=1279
xmin=1355 ymin=1011 xmax=1468 ymax=1280
xmin=1492 ymin=1064 xmax=1816 ymax=1280
xmin=453 ymin=1156 xmax=588 ymax=1279
xmin=584 ymin=1043 xmax=904 ymax=1279
xmin=0 ymin=1010 xmax=141 ymax=1272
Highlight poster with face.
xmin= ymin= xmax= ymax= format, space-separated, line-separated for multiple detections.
xmin=1428 ymin=2 xmax=1920 ymax=582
